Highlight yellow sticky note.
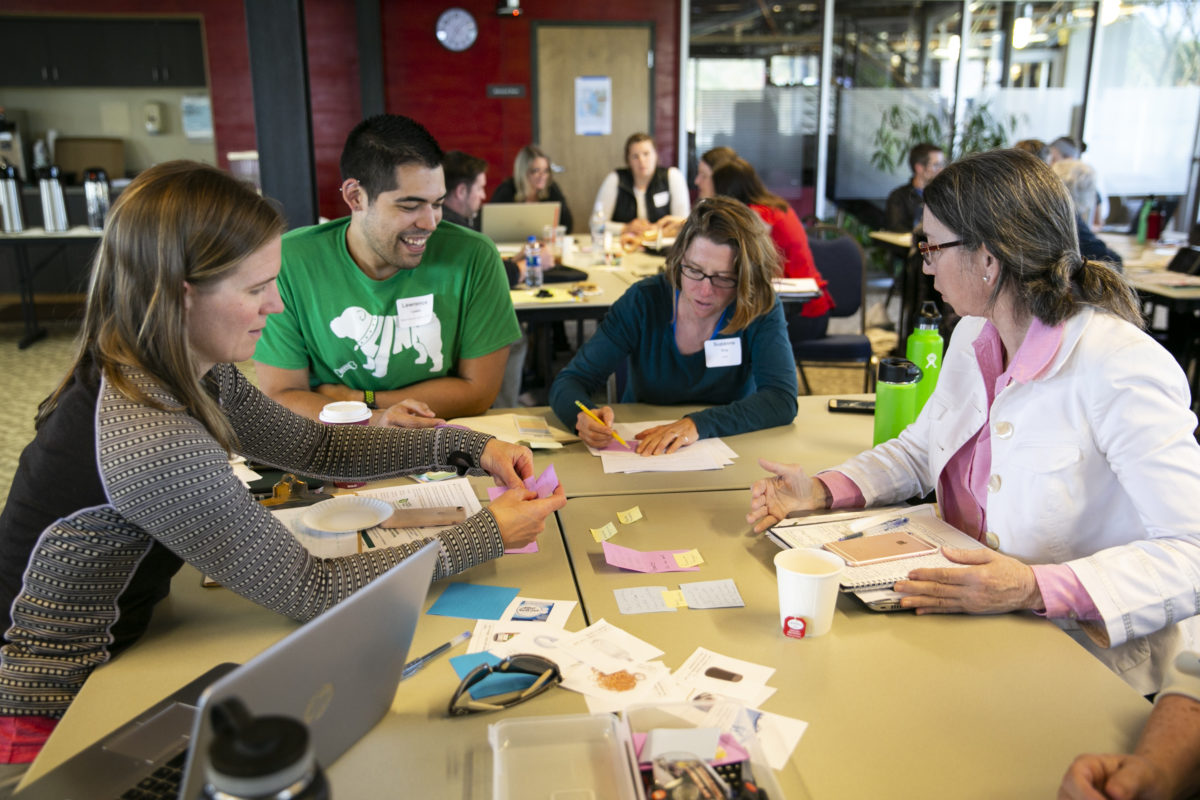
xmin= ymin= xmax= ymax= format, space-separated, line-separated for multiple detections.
xmin=662 ymin=590 xmax=688 ymax=608
xmin=591 ymin=522 xmax=619 ymax=542
xmin=617 ymin=506 xmax=644 ymax=524
xmin=673 ymin=549 xmax=704 ymax=568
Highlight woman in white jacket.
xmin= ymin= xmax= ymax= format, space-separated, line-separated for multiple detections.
xmin=748 ymin=148 xmax=1200 ymax=694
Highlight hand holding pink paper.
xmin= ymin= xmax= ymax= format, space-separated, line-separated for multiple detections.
xmin=488 ymin=464 xmax=561 ymax=553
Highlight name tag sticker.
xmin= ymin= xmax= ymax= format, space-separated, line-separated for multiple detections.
xmin=704 ymin=338 xmax=742 ymax=368
xmin=652 ymin=190 xmax=670 ymax=209
xmin=396 ymin=294 xmax=434 ymax=326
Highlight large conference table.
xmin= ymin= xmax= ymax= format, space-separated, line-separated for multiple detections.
xmin=21 ymin=396 xmax=1152 ymax=798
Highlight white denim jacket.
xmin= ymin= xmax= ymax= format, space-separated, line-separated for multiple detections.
xmin=834 ymin=307 xmax=1200 ymax=694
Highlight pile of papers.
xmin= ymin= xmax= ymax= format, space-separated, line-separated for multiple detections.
xmin=272 ymin=477 xmax=482 ymax=558
xmin=587 ymin=420 xmax=737 ymax=474
xmin=447 ymin=412 xmax=577 ymax=449
xmin=469 ymin=618 xmax=807 ymax=769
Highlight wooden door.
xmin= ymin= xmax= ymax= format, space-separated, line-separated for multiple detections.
xmin=535 ymin=24 xmax=653 ymax=233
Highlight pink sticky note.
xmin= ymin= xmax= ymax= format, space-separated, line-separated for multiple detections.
xmin=601 ymin=541 xmax=701 ymax=573
xmin=489 ymin=465 xmax=558 ymax=555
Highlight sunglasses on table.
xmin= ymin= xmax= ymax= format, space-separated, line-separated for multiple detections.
xmin=917 ymin=239 xmax=963 ymax=265
xmin=448 ymin=653 xmax=562 ymax=716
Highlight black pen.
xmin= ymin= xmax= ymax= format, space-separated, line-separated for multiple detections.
xmin=402 ymin=630 xmax=471 ymax=679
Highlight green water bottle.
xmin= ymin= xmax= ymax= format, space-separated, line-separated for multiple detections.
xmin=905 ymin=301 xmax=943 ymax=415
xmin=873 ymin=357 xmax=922 ymax=446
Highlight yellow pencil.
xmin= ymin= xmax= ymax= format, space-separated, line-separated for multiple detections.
xmin=574 ymin=400 xmax=631 ymax=448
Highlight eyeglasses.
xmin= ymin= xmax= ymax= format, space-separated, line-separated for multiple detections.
xmin=447 ymin=654 xmax=562 ymax=716
xmin=680 ymin=264 xmax=738 ymax=289
xmin=917 ymin=239 xmax=963 ymax=265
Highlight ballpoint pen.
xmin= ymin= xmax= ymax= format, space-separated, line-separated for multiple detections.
xmin=402 ymin=630 xmax=471 ymax=679
xmin=574 ymin=400 xmax=631 ymax=449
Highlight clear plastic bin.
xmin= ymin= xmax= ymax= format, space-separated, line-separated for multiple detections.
xmin=490 ymin=713 xmax=642 ymax=800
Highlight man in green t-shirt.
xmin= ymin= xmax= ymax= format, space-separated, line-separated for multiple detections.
xmin=254 ymin=115 xmax=521 ymax=427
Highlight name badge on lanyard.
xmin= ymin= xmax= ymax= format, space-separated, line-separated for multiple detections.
xmin=396 ymin=294 xmax=434 ymax=326
xmin=652 ymin=190 xmax=670 ymax=209
xmin=704 ymin=338 xmax=742 ymax=368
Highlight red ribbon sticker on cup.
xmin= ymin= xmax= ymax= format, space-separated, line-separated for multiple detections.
xmin=783 ymin=616 xmax=808 ymax=639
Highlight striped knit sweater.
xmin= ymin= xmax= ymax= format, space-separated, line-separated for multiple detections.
xmin=0 ymin=362 xmax=503 ymax=717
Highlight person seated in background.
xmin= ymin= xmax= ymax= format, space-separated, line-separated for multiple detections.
xmin=549 ymin=196 xmax=797 ymax=455
xmin=0 ymin=160 xmax=564 ymax=764
xmin=711 ymin=156 xmax=834 ymax=342
xmin=490 ymin=144 xmax=573 ymax=232
xmin=1052 ymin=158 xmax=1123 ymax=270
xmin=646 ymin=145 xmax=739 ymax=242
xmin=747 ymin=148 xmax=1200 ymax=697
xmin=594 ymin=132 xmax=690 ymax=237
xmin=1059 ymin=651 xmax=1200 ymax=800
xmin=1014 ymin=138 xmax=1051 ymax=163
xmin=254 ymin=114 xmax=521 ymax=428
xmin=885 ymin=142 xmax=945 ymax=233
xmin=1050 ymin=135 xmax=1109 ymax=226
xmin=441 ymin=149 xmax=488 ymax=231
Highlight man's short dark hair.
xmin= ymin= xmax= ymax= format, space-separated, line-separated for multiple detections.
xmin=909 ymin=142 xmax=943 ymax=173
xmin=443 ymin=150 xmax=488 ymax=195
xmin=339 ymin=115 xmax=444 ymax=201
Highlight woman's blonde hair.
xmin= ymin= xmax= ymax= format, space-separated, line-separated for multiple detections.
xmin=37 ymin=160 xmax=286 ymax=452
xmin=923 ymin=148 xmax=1141 ymax=328
xmin=664 ymin=196 xmax=779 ymax=334
xmin=513 ymin=144 xmax=552 ymax=202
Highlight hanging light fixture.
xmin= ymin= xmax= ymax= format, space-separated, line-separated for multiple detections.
xmin=1013 ymin=4 xmax=1034 ymax=50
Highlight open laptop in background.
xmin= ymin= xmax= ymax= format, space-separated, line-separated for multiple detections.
xmin=19 ymin=541 xmax=440 ymax=800
xmin=480 ymin=201 xmax=561 ymax=249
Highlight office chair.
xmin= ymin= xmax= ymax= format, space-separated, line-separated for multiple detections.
xmin=791 ymin=225 xmax=875 ymax=394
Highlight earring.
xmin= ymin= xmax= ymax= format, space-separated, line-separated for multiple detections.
xmin=983 ymin=274 xmax=991 ymax=283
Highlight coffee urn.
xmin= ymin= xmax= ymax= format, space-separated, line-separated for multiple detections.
xmin=83 ymin=167 xmax=110 ymax=231
xmin=0 ymin=164 xmax=22 ymax=233
xmin=38 ymin=165 xmax=68 ymax=232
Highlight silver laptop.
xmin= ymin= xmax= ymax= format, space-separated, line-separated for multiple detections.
xmin=480 ymin=201 xmax=561 ymax=246
xmin=19 ymin=541 xmax=440 ymax=799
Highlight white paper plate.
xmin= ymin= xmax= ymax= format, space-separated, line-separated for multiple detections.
xmin=302 ymin=496 xmax=392 ymax=533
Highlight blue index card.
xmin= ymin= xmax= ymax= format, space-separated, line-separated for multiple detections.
xmin=427 ymin=582 xmax=520 ymax=620
xmin=614 ymin=586 xmax=676 ymax=614
xmin=450 ymin=652 xmax=538 ymax=700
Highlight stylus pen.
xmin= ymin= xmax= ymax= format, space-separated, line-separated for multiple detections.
xmin=402 ymin=630 xmax=471 ymax=679
xmin=574 ymin=400 xmax=631 ymax=448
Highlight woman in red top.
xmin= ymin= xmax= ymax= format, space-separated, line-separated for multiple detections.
xmin=712 ymin=157 xmax=834 ymax=339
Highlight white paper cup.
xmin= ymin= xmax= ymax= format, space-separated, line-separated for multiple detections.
xmin=319 ymin=401 xmax=371 ymax=487
xmin=318 ymin=401 xmax=372 ymax=425
xmin=774 ymin=548 xmax=844 ymax=639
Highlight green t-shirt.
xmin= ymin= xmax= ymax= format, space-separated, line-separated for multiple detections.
xmin=255 ymin=218 xmax=520 ymax=391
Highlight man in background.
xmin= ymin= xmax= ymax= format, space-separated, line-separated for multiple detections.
xmin=442 ymin=150 xmax=488 ymax=231
xmin=885 ymin=142 xmax=945 ymax=233
xmin=254 ymin=115 xmax=520 ymax=427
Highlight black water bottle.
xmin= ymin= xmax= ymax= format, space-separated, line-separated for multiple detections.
xmin=201 ymin=697 xmax=330 ymax=800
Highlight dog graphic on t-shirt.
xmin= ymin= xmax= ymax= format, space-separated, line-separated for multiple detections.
xmin=329 ymin=306 xmax=444 ymax=378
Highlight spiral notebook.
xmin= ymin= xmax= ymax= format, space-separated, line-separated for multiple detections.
xmin=767 ymin=504 xmax=985 ymax=592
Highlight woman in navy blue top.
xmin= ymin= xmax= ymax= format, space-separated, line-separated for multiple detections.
xmin=549 ymin=197 xmax=798 ymax=455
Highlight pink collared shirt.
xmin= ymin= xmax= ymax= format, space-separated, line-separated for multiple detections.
xmin=818 ymin=317 xmax=1099 ymax=621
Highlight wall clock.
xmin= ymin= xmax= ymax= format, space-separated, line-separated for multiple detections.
xmin=436 ymin=8 xmax=478 ymax=52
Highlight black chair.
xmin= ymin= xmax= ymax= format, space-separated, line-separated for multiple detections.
xmin=791 ymin=225 xmax=875 ymax=393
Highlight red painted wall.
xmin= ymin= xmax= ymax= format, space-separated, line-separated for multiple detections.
xmin=2 ymin=1 xmax=680 ymax=223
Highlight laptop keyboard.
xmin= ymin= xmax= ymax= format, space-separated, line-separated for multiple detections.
xmin=118 ymin=751 xmax=186 ymax=800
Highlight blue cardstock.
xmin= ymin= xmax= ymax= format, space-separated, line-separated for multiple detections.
xmin=449 ymin=652 xmax=538 ymax=699
xmin=427 ymin=582 xmax=520 ymax=620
